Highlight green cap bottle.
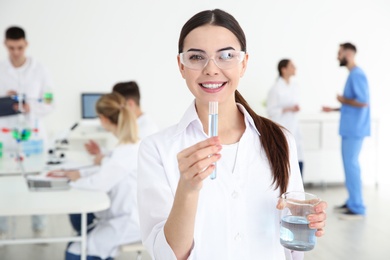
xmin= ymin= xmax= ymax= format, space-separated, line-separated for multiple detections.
xmin=44 ymin=92 xmax=53 ymax=104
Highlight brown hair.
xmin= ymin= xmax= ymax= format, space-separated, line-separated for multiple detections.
xmin=112 ymin=81 xmax=141 ymax=106
xmin=5 ymin=26 xmax=25 ymax=40
xmin=179 ymin=9 xmax=290 ymax=195
xmin=340 ymin=42 xmax=357 ymax=53
xmin=96 ymin=92 xmax=138 ymax=144
xmin=277 ymin=59 xmax=291 ymax=77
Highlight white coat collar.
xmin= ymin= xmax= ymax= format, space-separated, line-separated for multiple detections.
xmin=277 ymin=77 xmax=289 ymax=87
xmin=173 ymin=100 xmax=261 ymax=138
xmin=5 ymin=56 xmax=33 ymax=71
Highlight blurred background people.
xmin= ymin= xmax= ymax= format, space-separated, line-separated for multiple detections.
xmin=322 ymin=42 xmax=370 ymax=219
xmin=267 ymin=59 xmax=304 ymax=176
xmin=84 ymin=81 xmax=158 ymax=165
xmin=0 ymin=26 xmax=54 ymax=239
xmin=50 ymin=92 xmax=141 ymax=260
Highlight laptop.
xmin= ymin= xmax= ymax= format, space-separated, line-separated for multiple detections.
xmin=26 ymin=174 xmax=70 ymax=191
xmin=25 ymin=163 xmax=96 ymax=191
xmin=8 ymin=153 xmax=70 ymax=191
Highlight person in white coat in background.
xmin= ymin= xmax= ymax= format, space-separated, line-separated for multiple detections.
xmin=73 ymin=81 xmax=158 ymax=237
xmin=0 ymin=26 xmax=54 ymax=239
xmin=50 ymin=92 xmax=140 ymax=260
xmin=137 ymin=9 xmax=327 ymax=260
xmin=84 ymin=81 xmax=158 ymax=165
xmin=267 ymin=59 xmax=304 ymax=177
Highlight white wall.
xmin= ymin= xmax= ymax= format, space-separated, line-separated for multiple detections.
xmin=1 ymin=0 xmax=389 ymax=184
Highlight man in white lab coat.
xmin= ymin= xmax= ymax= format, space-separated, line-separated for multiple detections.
xmin=0 ymin=26 xmax=54 ymax=238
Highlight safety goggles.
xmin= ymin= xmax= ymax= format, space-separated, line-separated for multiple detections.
xmin=179 ymin=50 xmax=245 ymax=70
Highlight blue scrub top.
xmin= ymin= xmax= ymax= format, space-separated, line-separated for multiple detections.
xmin=339 ymin=66 xmax=371 ymax=137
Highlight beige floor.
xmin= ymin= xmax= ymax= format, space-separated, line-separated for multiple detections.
xmin=0 ymin=184 xmax=389 ymax=260
xmin=304 ymin=184 xmax=389 ymax=260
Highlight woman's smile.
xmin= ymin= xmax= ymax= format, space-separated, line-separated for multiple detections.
xmin=199 ymin=81 xmax=226 ymax=93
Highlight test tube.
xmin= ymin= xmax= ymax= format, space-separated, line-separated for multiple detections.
xmin=208 ymin=101 xmax=218 ymax=180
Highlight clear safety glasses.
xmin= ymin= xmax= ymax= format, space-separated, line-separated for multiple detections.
xmin=179 ymin=50 xmax=245 ymax=70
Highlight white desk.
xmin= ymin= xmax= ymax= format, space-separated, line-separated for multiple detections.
xmin=0 ymin=150 xmax=93 ymax=176
xmin=0 ymin=157 xmax=110 ymax=260
xmin=0 ymin=153 xmax=45 ymax=176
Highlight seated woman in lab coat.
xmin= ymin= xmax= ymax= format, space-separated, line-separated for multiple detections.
xmin=51 ymin=92 xmax=141 ymax=260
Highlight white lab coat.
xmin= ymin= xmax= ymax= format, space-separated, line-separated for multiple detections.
xmin=68 ymin=142 xmax=141 ymax=259
xmin=137 ymin=114 xmax=159 ymax=139
xmin=0 ymin=57 xmax=54 ymax=151
xmin=137 ymin=101 xmax=304 ymax=260
xmin=99 ymin=114 xmax=158 ymax=161
xmin=267 ymin=77 xmax=303 ymax=161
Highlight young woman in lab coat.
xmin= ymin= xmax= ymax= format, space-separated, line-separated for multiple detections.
xmin=61 ymin=92 xmax=141 ymax=260
xmin=137 ymin=9 xmax=327 ymax=260
xmin=267 ymin=59 xmax=304 ymax=175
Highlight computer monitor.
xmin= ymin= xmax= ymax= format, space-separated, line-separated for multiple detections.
xmin=81 ymin=93 xmax=104 ymax=119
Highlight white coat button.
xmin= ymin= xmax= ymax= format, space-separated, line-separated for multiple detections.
xmin=231 ymin=191 xmax=239 ymax=199
xmin=234 ymin=233 xmax=242 ymax=241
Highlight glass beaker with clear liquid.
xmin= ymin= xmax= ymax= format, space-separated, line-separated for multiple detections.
xmin=280 ymin=191 xmax=320 ymax=251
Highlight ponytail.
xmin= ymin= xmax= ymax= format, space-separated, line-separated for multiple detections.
xmin=235 ymin=90 xmax=290 ymax=195
xmin=117 ymin=105 xmax=138 ymax=144
xmin=96 ymin=92 xmax=138 ymax=144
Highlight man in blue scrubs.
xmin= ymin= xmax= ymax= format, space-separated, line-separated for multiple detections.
xmin=322 ymin=42 xmax=370 ymax=219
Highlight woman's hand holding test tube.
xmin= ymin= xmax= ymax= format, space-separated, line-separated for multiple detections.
xmin=174 ymin=101 xmax=220 ymax=192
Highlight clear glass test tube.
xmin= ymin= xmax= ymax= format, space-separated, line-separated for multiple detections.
xmin=208 ymin=101 xmax=218 ymax=180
